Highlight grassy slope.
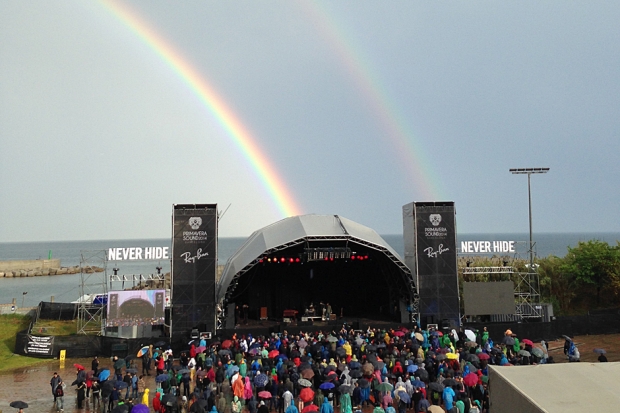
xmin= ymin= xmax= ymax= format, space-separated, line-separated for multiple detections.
xmin=0 ymin=314 xmax=52 ymax=372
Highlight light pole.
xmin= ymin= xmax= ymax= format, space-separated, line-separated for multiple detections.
xmin=509 ymin=168 xmax=549 ymax=268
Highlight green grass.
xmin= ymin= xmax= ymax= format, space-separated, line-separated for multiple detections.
xmin=0 ymin=314 xmax=53 ymax=372
xmin=32 ymin=318 xmax=78 ymax=336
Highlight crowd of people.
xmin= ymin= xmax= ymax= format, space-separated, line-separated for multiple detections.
xmin=50 ymin=325 xmax=586 ymax=413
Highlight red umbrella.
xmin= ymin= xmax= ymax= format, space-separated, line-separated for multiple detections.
xmin=302 ymin=405 xmax=319 ymax=413
xmin=393 ymin=331 xmax=405 ymax=337
xmin=258 ymin=391 xmax=272 ymax=399
xmin=463 ymin=373 xmax=478 ymax=387
xmin=436 ymin=331 xmax=443 ymax=337
xmin=74 ymin=363 xmax=85 ymax=370
xmin=299 ymin=388 xmax=315 ymax=403
xmin=221 ymin=340 xmax=232 ymax=349
xmin=478 ymin=353 xmax=490 ymax=361
xmin=268 ymin=350 xmax=280 ymax=359
xmin=522 ymin=339 xmax=533 ymax=346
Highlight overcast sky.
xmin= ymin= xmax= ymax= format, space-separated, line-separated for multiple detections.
xmin=1 ymin=1 xmax=619 ymax=242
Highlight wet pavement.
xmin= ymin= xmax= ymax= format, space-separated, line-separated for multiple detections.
xmin=0 ymin=357 xmax=159 ymax=413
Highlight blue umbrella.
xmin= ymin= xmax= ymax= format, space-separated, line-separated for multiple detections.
xmin=276 ymin=354 xmax=288 ymax=360
xmin=156 ymin=374 xmax=169 ymax=383
xmin=115 ymin=381 xmax=129 ymax=389
xmin=319 ymin=382 xmax=335 ymax=390
xmin=407 ymin=364 xmax=418 ymax=374
xmin=593 ymin=348 xmax=607 ymax=354
xmin=411 ymin=380 xmax=425 ymax=389
xmin=254 ymin=373 xmax=268 ymax=387
xmin=98 ymin=369 xmax=110 ymax=381
xmin=397 ymin=392 xmax=411 ymax=404
xmin=229 ymin=366 xmax=240 ymax=374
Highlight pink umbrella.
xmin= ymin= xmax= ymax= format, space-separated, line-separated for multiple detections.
xmin=196 ymin=345 xmax=207 ymax=353
xmin=393 ymin=331 xmax=405 ymax=337
xmin=478 ymin=353 xmax=490 ymax=361
xmin=521 ymin=339 xmax=533 ymax=346
xmin=463 ymin=373 xmax=478 ymax=387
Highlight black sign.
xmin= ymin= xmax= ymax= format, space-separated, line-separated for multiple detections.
xmin=24 ymin=334 xmax=54 ymax=357
xmin=172 ymin=204 xmax=217 ymax=336
xmin=414 ymin=202 xmax=460 ymax=327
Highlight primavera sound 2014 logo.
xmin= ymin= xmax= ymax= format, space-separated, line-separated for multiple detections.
xmin=183 ymin=217 xmax=208 ymax=242
xmin=429 ymin=214 xmax=442 ymax=226
xmin=425 ymin=213 xmax=448 ymax=238
xmin=189 ymin=217 xmax=202 ymax=230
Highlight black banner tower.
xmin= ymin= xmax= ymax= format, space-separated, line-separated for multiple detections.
xmin=171 ymin=204 xmax=217 ymax=337
xmin=403 ymin=201 xmax=460 ymax=328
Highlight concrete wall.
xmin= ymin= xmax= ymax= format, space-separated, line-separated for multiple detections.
xmin=0 ymin=303 xmax=36 ymax=316
xmin=0 ymin=259 xmax=61 ymax=271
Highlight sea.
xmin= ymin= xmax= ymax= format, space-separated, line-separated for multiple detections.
xmin=1 ymin=232 xmax=618 ymax=306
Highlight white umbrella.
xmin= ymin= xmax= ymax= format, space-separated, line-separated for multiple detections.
xmin=464 ymin=329 xmax=476 ymax=342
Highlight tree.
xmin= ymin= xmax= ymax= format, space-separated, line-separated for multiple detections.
xmin=561 ymin=240 xmax=620 ymax=307
xmin=537 ymin=255 xmax=577 ymax=314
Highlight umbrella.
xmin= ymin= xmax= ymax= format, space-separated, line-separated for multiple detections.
xmin=393 ymin=331 xmax=404 ymax=337
xmin=446 ymin=353 xmax=458 ymax=360
xmin=478 ymin=353 xmax=490 ymax=361
xmin=518 ymin=350 xmax=531 ymax=357
xmin=131 ymin=404 xmax=149 ymax=413
xmin=411 ymin=379 xmax=425 ymax=388
xmin=435 ymin=354 xmax=446 ymax=361
xmin=249 ymin=348 xmax=261 ymax=356
xmin=319 ymin=382 xmax=335 ymax=390
xmin=300 ymin=388 xmax=315 ymax=403
xmin=521 ymin=339 xmax=534 ymax=346
xmin=98 ymin=369 xmax=111 ymax=381
xmin=428 ymin=382 xmax=444 ymax=392
xmin=114 ymin=359 xmax=125 ymax=370
xmin=336 ymin=347 xmax=346 ymax=357
xmin=269 ymin=350 xmax=280 ymax=358
xmin=10 ymin=401 xmax=28 ymax=409
xmin=366 ymin=345 xmax=377 ymax=352
xmin=254 ymin=373 xmax=269 ymax=387
xmin=172 ymin=365 xmax=182 ymax=371
xmin=155 ymin=341 xmax=167 ymax=347
xmin=126 ymin=368 xmax=137 ymax=374
xmin=178 ymin=369 xmax=190 ymax=375
xmin=155 ymin=374 xmax=169 ymax=383
xmin=277 ymin=354 xmax=289 ymax=360
xmin=222 ymin=340 xmax=233 ymax=349
xmin=124 ymin=355 xmax=135 ymax=361
xmin=464 ymin=329 xmax=476 ymax=342
xmin=137 ymin=346 xmax=149 ymax=357
xmin=465 ymin=354 xmax=479 ymax=363
xmin=463 ymin=373 xmax=478 ymax=387
xmin=442 ymin=378 xmax=457 ymax=388
xmin=428 ymin=405 xmax=444 ymax=413
xmin=115 ymin=381 xmax=128 ymax=389
xmin=416 ymin=369 xmax=429 ymax=381
xmin=258 ymin=391 xmax=272 ymax=399
xmin=465 ymin=341 xmax=477 ymax=348
xmin=376 ymin=382 xmax=393 ymax=392
xmin=594 ymin=348 xmax=607 ymax=354
xmin=298 ymin=378 xmax=313 ymax=388
xmin=300 ymin=369 xmax=315 ymax=380
xmin=397 ymin=392 xmax=411 ymax=404
xmin=302 ymin=405 xmax=319 ymax=413
xmin=196 ymin=345 xmax=207 ymax=353
xmin=339 ymin=384 xmax=352 ymax=394
xmin=327 ymin=335 xmax=338 ymax=343
xmin=219 ymin=349 xmax=232 ymax=357
xmin=350 ymin=370 xmax=362 ymax=378
xmin=371 ymin=360 xmax=385 ymax=370
xmin=357 ymin=378 xmax=369 ymax=389
xmin=562 ymin=335 xmax=572 ymax=341
xmin=531 ymin=348 xmax=544 ymax=358
xmin=197 ymin=370 xmax=207 ymax=377
xmin=501 ymin=336 xmax=515 ymax=346
xmin=229 ymin=366 xmax=240 ymax=374
xmin=465 ymin=363 xmax=478 ymax=373
xmin=298 ymin=338 xmax=308 ymax=348
xmin=74 ymin=363 xmax=85 ymax=370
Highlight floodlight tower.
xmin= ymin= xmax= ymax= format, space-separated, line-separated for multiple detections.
xmin=509 ymin=168 xmax=549 ymax=268
xmin=510 ymin=168 xmax=549 ymax=317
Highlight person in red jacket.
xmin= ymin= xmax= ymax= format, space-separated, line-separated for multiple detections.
xmin=153 ymin=391 xmax=162 ymax=412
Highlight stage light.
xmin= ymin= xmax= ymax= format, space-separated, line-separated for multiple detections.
xmin=364 ymin=255 xmax=369 ymax=260
xmin=351 ymin=255 xmax=356 ymax=260
xmin=295 ymin=257 xmax=301 ymax=263
xmin=289 ymin=258 xmax=294 ymax=263
xmin=280 ymin=257 xmax=286 ymax=263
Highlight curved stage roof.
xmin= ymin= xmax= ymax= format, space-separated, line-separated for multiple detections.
xmin=216 ymin=215 xmax=417 ymax=318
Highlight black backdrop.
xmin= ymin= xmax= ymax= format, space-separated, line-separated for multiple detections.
xmin=171 ymin=204 xmax=217 ymax=336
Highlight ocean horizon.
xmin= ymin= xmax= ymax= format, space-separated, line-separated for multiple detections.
xmin=1 ymin=232 xmax=618 ymax=306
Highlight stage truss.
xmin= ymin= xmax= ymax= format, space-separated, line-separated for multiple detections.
xmin=77 ymin=250 xmax=108 ymax=335
xmin=459 ymin=240 xmax=542 ymax=320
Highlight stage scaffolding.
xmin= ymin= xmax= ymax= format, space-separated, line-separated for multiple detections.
xmin=77 ymin=250 xmax=108 ymax=335
xmin=459 ymin=241 xmax=542 ymax=320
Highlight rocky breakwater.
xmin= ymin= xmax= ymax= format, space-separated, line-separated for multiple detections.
xmin=0 ymin=259 xmax=104 ymax=278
